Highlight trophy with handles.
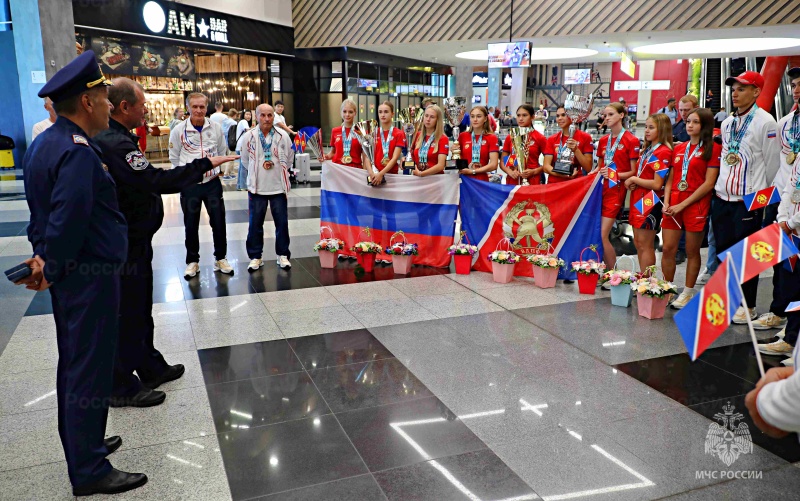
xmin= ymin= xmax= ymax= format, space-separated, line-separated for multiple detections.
xmin=509 ymin=127 xmax=533 ymax=186
xmin=443 ymin=96 xmax=467 ymax=160
xmin=553 ymin=92 xmax=597 ymax=175
xmin=398 ymin=106 xmax=423 ymax=170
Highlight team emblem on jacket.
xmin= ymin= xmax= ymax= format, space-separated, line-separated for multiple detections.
xmin=125 ymin=151 xmax=149 ymax=171
xmin=73 ymin=135 xmax=88 ymax=146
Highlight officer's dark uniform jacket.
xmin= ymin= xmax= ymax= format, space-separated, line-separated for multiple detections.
xmin=24 ymin=116 xmax=128 ymax=283
xmin=94 ymin=118 xmax=214 ymax=241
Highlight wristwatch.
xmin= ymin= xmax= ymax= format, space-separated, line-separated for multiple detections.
xmin=472 ymin=169 xmax=476 ymax=175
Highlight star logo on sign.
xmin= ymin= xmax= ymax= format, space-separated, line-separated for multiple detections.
xmin=197 ymin=18 xmax=210 ymax=38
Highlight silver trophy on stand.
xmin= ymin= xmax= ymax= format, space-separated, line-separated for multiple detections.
xmin=354 ymin=120 xmax=381 ymax=184
xmin=443 ymin=96 xmax=467 ymax=160
xmin=398 ymin=106 xmax=422 ymax=172
xmin=553 ymin=91 xmax=597 ymax=176
xmin=304 ymin=129 xmax=326 ymax=163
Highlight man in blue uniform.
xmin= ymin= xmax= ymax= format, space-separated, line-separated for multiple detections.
xmin=20 ymin=52 xmax=148 ymax=495
xmin=94 ymin=78 xmax=236 ymax=406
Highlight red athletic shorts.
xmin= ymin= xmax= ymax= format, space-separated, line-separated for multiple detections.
xmin=602 ymin=186 xmax=627 ymax=219
xmin=661 ymin=191 xmax=711 ymax=232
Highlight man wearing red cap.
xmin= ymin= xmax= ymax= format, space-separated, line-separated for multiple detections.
xmin=712 ymin=70 xmax=781 ymax=324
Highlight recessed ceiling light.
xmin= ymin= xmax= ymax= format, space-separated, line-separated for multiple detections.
xmin=634 ymin=38 xmax=800 ymax=55
xmin=455 ymin=47 xmax=598 ymax=61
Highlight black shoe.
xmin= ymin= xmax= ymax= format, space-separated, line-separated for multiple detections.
xmin=104 ymin=436 xmax=122 ymax=455
xmin=72 ymin=468 xmax=148 ymax=496
xmin=109 ymin=388 xmax=166 ymax=408
xmin=564 ymin=279 xmax=574 ymax=284
xmin=675 ymin=250 xmax=686 ymax=264
xmin=140 ymin=364 xmax=185 ymax=390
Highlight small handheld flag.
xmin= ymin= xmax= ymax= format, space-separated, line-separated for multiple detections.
xmin=786 ymin=301 xmax=800 ymax=313
xmin=724 ymin=223 xmax=800 ymax=283
xmin=504 ymin=154 xmax=518 ymax=170
xmin=607 ymin=162 xmax=619 ymax=188
xmin=675 ymin=257 xmax=743 ymax=360
xmin=742 ymin=186 xmax=781 ymax=212
xmin=634 ymin=190 xmax=661 ymax=216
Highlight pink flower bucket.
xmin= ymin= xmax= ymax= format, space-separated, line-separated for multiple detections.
xmin=637 ymin=293 xmax=669 ymax=319
xmin=392 ymin=255 xmax=412 ymax=274
xmin=318 ymin=251 xmax=337 ymax=269
xmin=492 ymin=262 xmax=515 ymax=284
xmin=534 ymin=267 xmax=558 ymax=289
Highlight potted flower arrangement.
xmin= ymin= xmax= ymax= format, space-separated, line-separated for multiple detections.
xmin=631 ymin=266 xmax=677 ymax=319
xmin=570 ymin=245 xmax=606 ymax=294
xmin=449 ymin=232 xmax=478 ymax=275
xmin=313 ymin=226 xmax=345 ymax=269
xmin=599 ymin=256 xmax=638 ymax=307
xmin=488 ymin=238 xmax=520 ymax=283
xmin=385 ymin=231 xmax=418 ymax=275
xmin=527 ymin=254 xmax=564 ymax=289
xmin=351 ymin=228 xmax=383 ymax=273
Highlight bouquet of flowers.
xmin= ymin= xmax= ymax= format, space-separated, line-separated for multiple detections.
xmin=448 ymin=243 xmax=479 ymax=256
xmin=599 ymin=269 xmax=636 ymax=286
xmin=630 ymin=275 xmax=677 ymax=298
xmin=385 ymin=242 xmax=419 ymax=256
xmin=570 ymin=259 xmax=606 ymax=275
xmin=351 ymin=241 xmax=383 ymax=254
xmin=487 ymin=250 xmax=521 ymax=264
xmin=313 ymin=238 xmax=345 ymax=253
xmin=528 ymin=254 xmax=565 ymax=269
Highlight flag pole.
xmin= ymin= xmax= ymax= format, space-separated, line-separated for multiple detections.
xmin=726 ymin=254 xmax=766 ymax=378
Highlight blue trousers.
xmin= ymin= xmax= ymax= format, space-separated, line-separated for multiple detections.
xmin=51 ymin=268 xmax=120 ymax=487
xmin=246 ymin=192 xmax=290 ymax=259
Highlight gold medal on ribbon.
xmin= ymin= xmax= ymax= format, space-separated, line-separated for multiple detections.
xmin=792 ymin=189 xmax=800 ymax=204
xmin=788 ymin=152 xmax=797 ymax=164
xmin=677 ymin=180 xmax=688 ymax=192
xmin=381 ymin=158 xmax=389 ymax=166
xmin=263 ymin=161 xmax=273 ymax=170
xmin=342 ymin=155 xmax=352 ymax=164
xmin=725 ymin=152 xmax=740 ymax=165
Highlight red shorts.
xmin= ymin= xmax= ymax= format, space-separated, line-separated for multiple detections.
xmin=661 ymin=191 xmax=711 ymax=232
xmin=630 ymin=204 xmax=662 ymax=230
xmin=602 ymin=186 xmax=627 ymax=219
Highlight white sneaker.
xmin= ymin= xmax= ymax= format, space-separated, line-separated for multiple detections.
xmin=247 ymin=258 xmax=263 ymax=271
xmin=184 ymin=262 xmax=199 ymax=278
xmin=751 ymin=312 xmax=787 ymax=331
xmin=757 ymin=339 xmax=794 ymax=356
xmin=732 ymin=306 xmax=757 ymax=325
xmin=777 ymin=327 xmax=786 ymax=339
xmin=781 ymin=357 xmax=794 ymax=367
xmin=670 ymin=289 xmax=697 ymax=310
xmin=696 ymin=269 xmax=712 ymax=285
xmin=214 ymin=258 xmax=234 ymax=274
xmin=277 ymin=256 xmax=291 ymax=269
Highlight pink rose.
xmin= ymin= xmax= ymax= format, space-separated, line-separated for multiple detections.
xmin=609 ymin=275 xmax=622 ymax=286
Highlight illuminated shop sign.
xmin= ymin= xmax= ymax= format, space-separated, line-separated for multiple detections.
xmin=143 ymin=1 xmax=228 ymax=44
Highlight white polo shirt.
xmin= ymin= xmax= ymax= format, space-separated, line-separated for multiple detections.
xmin=31 ymin=118 xmax=54 ymax=140
xmin=715 ymin=106 xmax=780 ymax=202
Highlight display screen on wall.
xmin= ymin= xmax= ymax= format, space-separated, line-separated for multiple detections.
xmin=487 ymin=42 xmax=531 ymax=68
xmin=88 ymin=35 xmax=195 ymax=79
xmin=358 ymin=79 xmax=378 ymax=88
xmin=564 ymin=69 xmax=591 ymax=85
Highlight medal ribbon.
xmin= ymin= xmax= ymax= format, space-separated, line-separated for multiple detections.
xmin=637 ymin=143 xmax=660 ymax=176
xmin=342 ymin=125 xmax=353 ymax=158
xmin=605 ymin=128 xmax=626 ymax=164
xmin=419 ymin=134 xmax=435 ymax=165
xmin=381 ymin=126 xmax=393 ymax=161
xmin=471 ymin=132 xmax=483 ymax=164
xmin=258 ymin=127 xmax=274 ymax=163
xmin=681 ymin=141 xmax=702 ymax=186
xmin=728 ymin=104 xmax=758 ymax=155
xmin=789 ymin=112 xmax=800 ymax=155
xmin=557 ymin=132 xmax=569 ymax=160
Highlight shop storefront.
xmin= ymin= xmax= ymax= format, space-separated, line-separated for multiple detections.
xmin=72 ymin=0 xmax=294 ymax=153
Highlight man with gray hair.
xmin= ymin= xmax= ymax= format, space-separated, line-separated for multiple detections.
xmin=31 ymin=97 xmax=56 ymax=140
xmin=94 ymin=78 xmax=237 ymax=406
xmin=240 ymin=103 xmax=292 ymax=270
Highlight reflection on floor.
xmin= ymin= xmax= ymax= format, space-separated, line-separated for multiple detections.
xmin=1 ymin=169 xmax=798 ymax=499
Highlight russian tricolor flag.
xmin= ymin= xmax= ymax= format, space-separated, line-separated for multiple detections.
xmin=320 ymin=162 xmax=458 ymax=267
xmin=675 ymin=257 xmax=743 ymax=360
xmin=459 ymin=172 xmax=602 ymax=279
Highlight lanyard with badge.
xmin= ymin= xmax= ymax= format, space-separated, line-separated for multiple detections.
xmin=419 ymin=134 xmax=435 ymax=168
xmin=471 ymin=132 xmax=483 ymax=166
xmin=637 ymin=143 xmax=660 ymax=176
xmin=678 ymin=141 xmax=702 ymax=192
xmin=605 ymin=129 xmax=625 ymax=164
xmin=341 ymin=126 xmax=354 ymax=163
xmin=258 ymin=127 xmax=275 ymax=169
xmin=380 ymin=127 xmax=393 ymax=166
xmin=787 ymin=111 xmax=800 ymax=165
xmin=726 ymin=105 xmax=757 ymax=165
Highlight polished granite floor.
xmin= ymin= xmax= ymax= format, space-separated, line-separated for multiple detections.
xmin=1 ymin=165 xmax=799 ymax=500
